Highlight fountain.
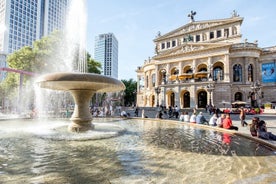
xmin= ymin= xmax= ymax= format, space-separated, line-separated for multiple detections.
xmin=0 ymin=0 xmax=275 ymax=183
xmin=36 ymin=72 xmax=125 ymax=132
xmin=35 ymin=0 xmax=125 ymax=132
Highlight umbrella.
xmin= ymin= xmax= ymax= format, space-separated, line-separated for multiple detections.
xmin=231 ymin=101 xmax=248 ymax=105
xmin=220 ymin=101 xmax=231 ymax=104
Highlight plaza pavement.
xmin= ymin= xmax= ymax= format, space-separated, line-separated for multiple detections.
xmin=125 ymin=108 xmax=276 ymax=148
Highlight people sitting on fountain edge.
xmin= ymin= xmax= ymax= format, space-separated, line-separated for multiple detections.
xmin=190 ymin=112 xmax=197 ymax=123
xmin=256 ymin=120 xmax=276 ymax=141
xmin=196 ymin=112 xmax=208 ymax=125
xmin=120 ymin=110 xmax=128 ymax=118
xmin=216 ymin=114 xmax=225 ymax=128
xmin=249 ymin=117 xmax=260 ymax=137
xmin=179 ymin=111 xmax=185 ymax=122
xmin=222 ymin=113 xmax=238 ymax=131
xmin=208 ymin=114 xmax=218 ymax=126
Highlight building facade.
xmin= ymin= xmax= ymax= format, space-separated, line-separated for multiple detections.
xmin=136 ymin=12 xmax=276 ymax=109
xmin=0 ymin=0 xmax=69 ymax=54
xmin=94 ymin=33 xmax=118 ymax=79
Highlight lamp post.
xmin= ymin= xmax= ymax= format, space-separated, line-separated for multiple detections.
xmin=206 ymin=83 xmax=215 ymax=106
xmin=155 ymin=86 xmax=161 ymax=107
xmin=133 ymin=90 xmax=137 ymax=106
xmin=250 ymin=81 xmax=262 ymax=107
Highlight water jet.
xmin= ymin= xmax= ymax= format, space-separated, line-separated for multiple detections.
xmin=36 ymin=72 xmax=125 ymax=132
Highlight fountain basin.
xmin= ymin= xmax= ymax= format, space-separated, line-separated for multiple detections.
xmin=36 ymin=72 xmax=125 ymax=132
xmin=0 ymin=118 xmax=275 ymax=183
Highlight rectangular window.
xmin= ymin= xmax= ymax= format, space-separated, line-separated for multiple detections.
xmin=166 ymin=42 xmax=170 ymax=48
xmin=210 ymin=32 xmax=214 ymax=39
xmin=224 ymin=29 xmax=229 ymax=37
xmin=217 ymin=30 xmax=221 ymax=38
xmin=196 ymin=35 xmax=200 ymax=42
xmin=172 ymin=40 xmax=176 ymax=47
xmin=161 ymin=43 xmax=165 ymax=49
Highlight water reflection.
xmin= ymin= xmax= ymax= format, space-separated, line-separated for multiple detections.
xmin=142 ymin=122 xmax=274 ymax=156
xmin=0 ymin=118 xmax=275 ymax=183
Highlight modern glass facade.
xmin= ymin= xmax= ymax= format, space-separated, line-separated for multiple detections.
xmin=94 ymin=33 xmax=118 ymax=79
xmin=43 ymin=0 xmax=69 ymax=37
xmin=0 ymin=0 xmax=69 ymax=54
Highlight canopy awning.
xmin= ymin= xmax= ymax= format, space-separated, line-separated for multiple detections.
xmin=231 ymin=101 xmax=249 ymax=105
xmin=194 ymin=72 xmax=208 ymax=78
xmin=169 ymin=75 xmax=177 ymax=81
xmin=178 ymin=73 xmax=193 ymax=80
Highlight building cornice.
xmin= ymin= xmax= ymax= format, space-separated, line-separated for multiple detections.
xmin=261 ymin=46 xmax=276 ymax=55
xmin=153 ymin=42 xmax=232 ymax=60
xmin=154 ymin=17 xmax=243 ymax=42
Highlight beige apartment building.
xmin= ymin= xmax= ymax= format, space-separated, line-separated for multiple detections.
xmin=136 ymin=11 xmax=276 ymax=109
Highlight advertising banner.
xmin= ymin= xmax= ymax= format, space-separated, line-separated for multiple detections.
xmin=262 ymin=62 xmax=276 ymax=83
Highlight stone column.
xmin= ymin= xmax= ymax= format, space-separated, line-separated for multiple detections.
xmin=224 ymin=54 xmax=230 ymax=82
xmin=69 ymin=89 xmax=95 ymax=132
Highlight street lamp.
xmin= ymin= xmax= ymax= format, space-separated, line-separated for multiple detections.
xmin=206 ymin=83 xmax=215 ymax=106
xmin=155 ymin=86 xmax=161 ymax=107
xmin=250 ymin=81 xmax=262 ymax=107
xmin=133 ymin=90 xmax=137 ymax=106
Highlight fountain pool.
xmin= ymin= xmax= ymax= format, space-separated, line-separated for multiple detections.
xmin=0 ymin=118 xmax=275 ymax=183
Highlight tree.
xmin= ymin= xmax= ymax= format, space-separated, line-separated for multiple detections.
xmin=87 ymin=53 xmax=101 ymax=74
xmin=121 ymin=79 xmax=137 ymax=106
xmin=1 ymin=30 xmax=102 ymax=112
xmin=4 ymin=31 xmax=101 ymax=88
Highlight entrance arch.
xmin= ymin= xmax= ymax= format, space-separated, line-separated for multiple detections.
xmin=167 ymin=90 xmax=175 ymax=107
xmin=198 ymin=91 xmax=207 ymax=108
xmin=234 ymin=92 xmax=243 ymax=101
xmin=170 ymin=92 xmax=175 ymax=107
xmin=183 ymin=91 xmax=190 ymax=108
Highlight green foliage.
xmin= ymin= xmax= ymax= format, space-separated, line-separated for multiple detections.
xmin=121 ymin=79 xmax=137 ymax=106
xmin=87 ymin=53 xmax=101 ymax=74
xmin=3 ymin=30 xmax=101 ymax=91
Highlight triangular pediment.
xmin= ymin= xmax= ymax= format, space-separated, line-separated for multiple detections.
xmin=154 ymin=42 xmax=232 ymax=59
xmin=154 ymin=17 xmax=243 ymax=42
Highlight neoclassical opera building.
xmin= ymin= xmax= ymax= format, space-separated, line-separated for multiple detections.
xmin=136 ymin=11 xmax=276 ymax=109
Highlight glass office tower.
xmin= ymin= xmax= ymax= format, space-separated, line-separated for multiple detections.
xmin=0 ymin=0 xmax=69 ymax=54
xmin=94 ymin=33 xmax=118 ymax=79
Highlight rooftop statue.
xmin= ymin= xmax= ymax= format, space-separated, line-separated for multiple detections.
xmin=188 ymin=10 xmax=196 ymax=22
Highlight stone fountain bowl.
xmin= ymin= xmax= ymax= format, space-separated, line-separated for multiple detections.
xmin=36 ymin=72 xmax=126 ymax=132
xmin=36 ymin=72 xmax=125 ymax=92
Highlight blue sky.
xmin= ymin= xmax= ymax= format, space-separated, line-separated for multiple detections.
xmin=86 ymin=0 xmax=276 ymax=80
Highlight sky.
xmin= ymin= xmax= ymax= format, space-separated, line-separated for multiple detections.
xmin=86 ymin=0 xmax=276 ymax=80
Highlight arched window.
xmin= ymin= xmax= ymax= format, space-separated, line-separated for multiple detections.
xmin=248 ymin=64 xmax=253 ymax=82
xmin=152 ymin=74 xmax=156 ymax=87
xmin=145 ymin=76 xmax=149 ymax=88
xmin=183 ymin=92 xmax=190 ymax=108
xmin=234 ymin=92 xmax=243 ymax=101
xmin=198 ymin=67 xmax=207 ymax=72
xmin=213 ymin=66 xmax=224 ymax=81
xmin=198 ymin=91 xmax=207 ymax=108
xmin=139 ymin=76 xmax=144 ymax=91
xmin=233 ymin=64 xmax=242 ymax=82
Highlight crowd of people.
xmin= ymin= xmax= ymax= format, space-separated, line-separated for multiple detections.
xmin=179 ymin=110 xmax=239 ymax=130
xmin=178 ymin=108 xmax=276 ymax=141
xmin=91 ymin=104 xmax=275 ymax=142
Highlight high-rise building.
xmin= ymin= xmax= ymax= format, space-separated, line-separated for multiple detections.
xmin=94 ymin=33 xmax=118 ymax=79
xmin=0 ymin=0 xmax=69 ymax=54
